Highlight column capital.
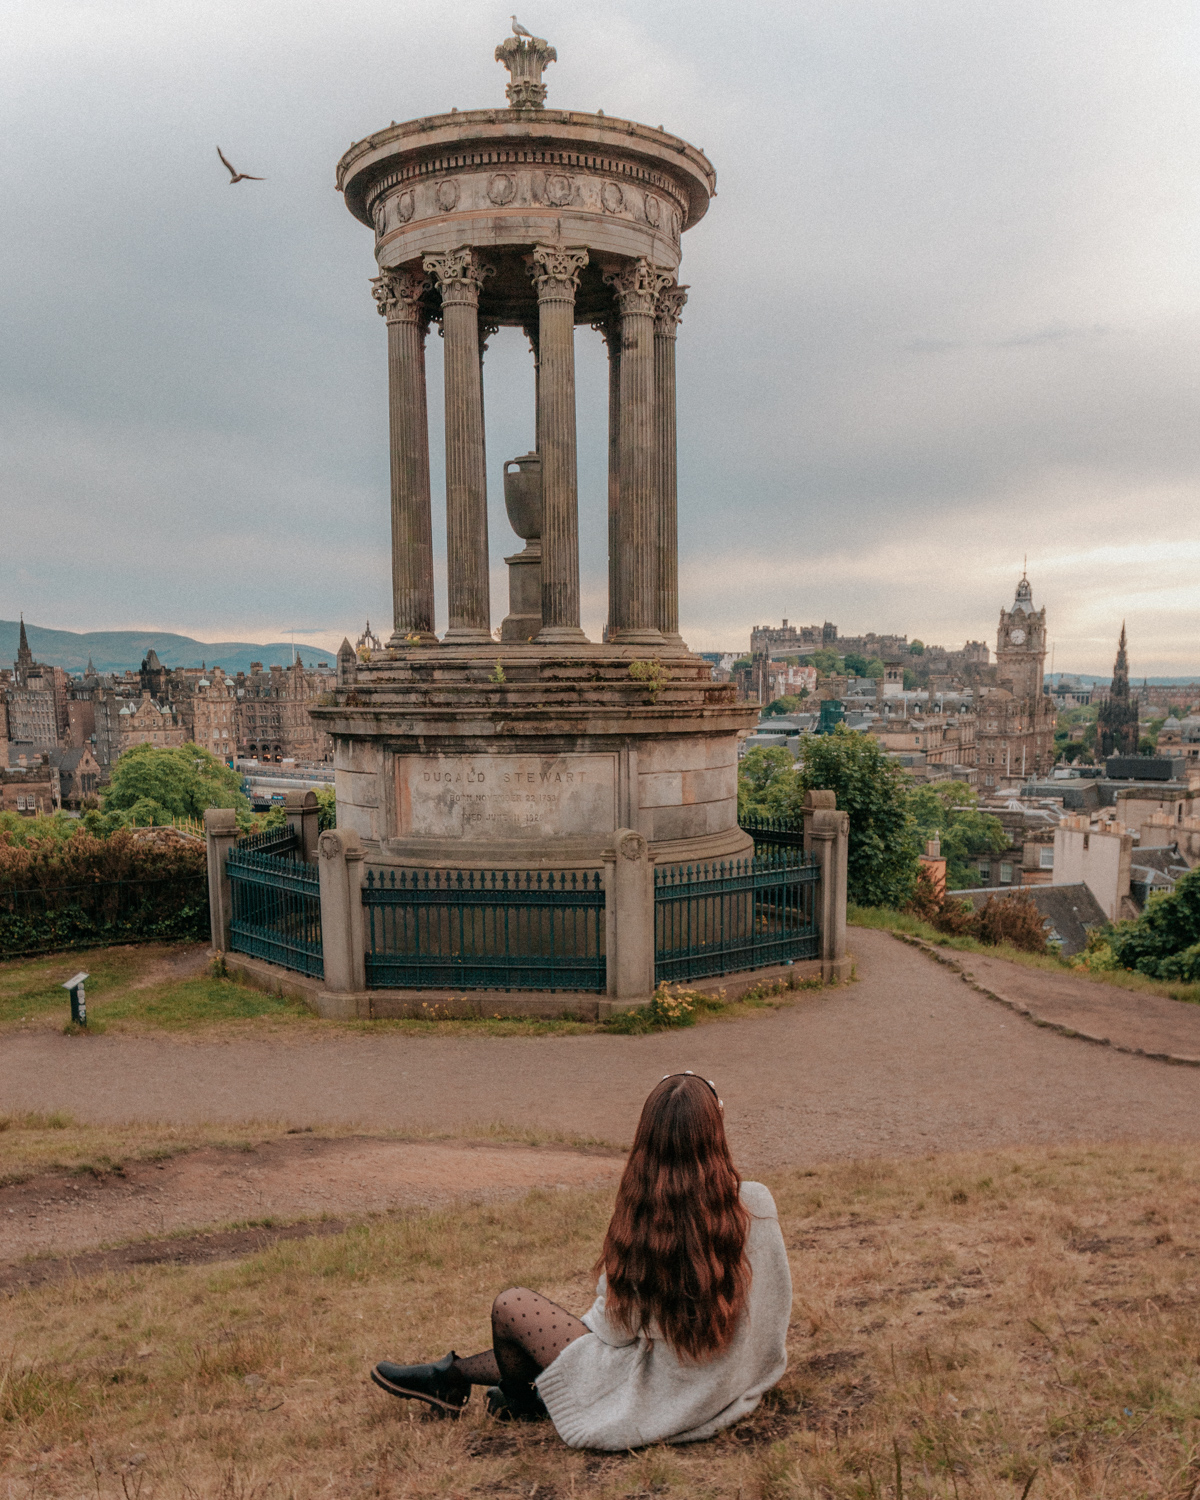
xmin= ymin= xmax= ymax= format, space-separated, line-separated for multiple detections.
xmin=604 ymin=258 xmax=673 ymax=317
xmin=423 ymin=249 xmax=495 ymax=308
xmin=479 ymin=321 xmax=500 ymax=355
xmin=530 ymin=246 xmax=588 ymax=302
xmin=655 ymin=283 xmax=689 ymax=339
xmin=371 ymin=268 xmax=429 ymax=326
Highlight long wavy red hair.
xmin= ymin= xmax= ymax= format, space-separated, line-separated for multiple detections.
xmin=595 ymin=1074 xmax=750 ymax=1362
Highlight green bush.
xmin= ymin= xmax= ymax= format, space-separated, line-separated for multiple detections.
xmin=0 ymin=826 xmax=207 ymax=957
xmin=1110 ymin=868 xmax=1200 ymax=979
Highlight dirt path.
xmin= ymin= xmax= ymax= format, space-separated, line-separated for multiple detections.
xmin=4 ymin=930 xmax=1199 ymax=1179
xmin=0 ymin=1136 xmax=623 ymax=1279
xmin=948 ymin=945 xmax=1200 ymax=1060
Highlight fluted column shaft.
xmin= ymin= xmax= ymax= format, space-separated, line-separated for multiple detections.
xmin=424 ymin=250 xmax=494 ymax=641
xmin=372 ymin=270 xmax=436 ymax=644
xmin=530 ymin=247 xmax=589 ymax=642
xmin=654 ymin=284 xmax=687 ymax=644
xmin=605 ymin=259 xmax=671 ymax=644
xmin=595 ymin=316 xmax=621 ymax=640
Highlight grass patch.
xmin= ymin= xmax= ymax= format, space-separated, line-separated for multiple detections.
xmin=4 ymin=1142 xmax=1200 ymax=1496
xmin=850 ymin=903 xmax=1200 ymax=1004
xmin=0 ymin=944 xmax=826 ymax=1037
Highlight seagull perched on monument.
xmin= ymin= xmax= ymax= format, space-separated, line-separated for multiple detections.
xmin=216 ymin=147 xmax=264 ymax=184
xmin=511 ymin=15 xmax=533 ymax=38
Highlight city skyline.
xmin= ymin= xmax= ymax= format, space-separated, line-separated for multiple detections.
xmin=3 ymin=1 xmax=1199 ymax=672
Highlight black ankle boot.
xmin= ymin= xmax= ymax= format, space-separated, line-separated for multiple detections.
xmin=486 ymin=1381 xmax=549 ymax=1422
xmin=371 ymin=1350 xmax=469 ymax=1415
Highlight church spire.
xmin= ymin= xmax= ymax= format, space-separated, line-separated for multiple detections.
xmin=1112 ymin=621 xmax=1130 ymax=700
xmin=17 ymin=614 xmax=30 ymax=662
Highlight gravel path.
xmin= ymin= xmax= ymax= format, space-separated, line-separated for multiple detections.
xmin=4 ymin=929 xmax=1198 ymax=1174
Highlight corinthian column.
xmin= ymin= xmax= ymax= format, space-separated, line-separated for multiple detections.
xmin=604 ymin=258 xmax=672 ymax=644
xmin=423 ymin=249 xmax=494 ymax=642
xmin=593 ymin=315 xmax=621 ymax=640
xmin=530 ymin=246 xmax=589 ymax=642
xmin=654 ymin=283 xmax=688 ymax=646
xmin=371 ymin=269 xmax=436 ymax=645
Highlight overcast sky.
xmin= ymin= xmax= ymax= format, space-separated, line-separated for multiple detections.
xmin=3 ymin=0 xmax=1199 ymax=673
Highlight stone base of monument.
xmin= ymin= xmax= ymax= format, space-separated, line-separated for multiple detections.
xmin=221 ymin=950 xmax=830 ymax=1022
xmin=309 ymin=644 xmax=758 ymax=874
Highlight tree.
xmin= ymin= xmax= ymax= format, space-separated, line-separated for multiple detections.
xmin=809 ymin=648 xmax=843 ymax=676
xmin=315 ymin=786 xmax=337 ymax=830
xmin=843 ymin=652 xmax=869 ymax=678
xmin=737 ymin=747 xmax=800 ymax=820
xmin=909 ymin=640 xmax=925 ymax=655
xmin=865 ymin=659 xmax=886 ymax=680
xmin=798 ymin=728 xmax=919 ymax=907
xmin=907 ymin=782 xmax=1008 ymax=889
xmin=104 ymin=743 xmax=250 ymax=823
xmin=1110 ymin=867 xmax=1200 ymax=979
xmin=903 ymin=668 xmax=917 ymax=690
xmin=764 ymin=694 xmax=803 ymax=717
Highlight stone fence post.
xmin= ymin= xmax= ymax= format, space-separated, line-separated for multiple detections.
xmin=204 ymin=808 xmax=239 ymax=953
xmin=802 ymin=790 xmax=851 ymax=983
xmin=318 ymin=829 xmax=366 ymax=1005
xmin=285 ymin=788 xmax=321 ymax=862
xmin=601 ymin=827 xmax=656 ymax=1012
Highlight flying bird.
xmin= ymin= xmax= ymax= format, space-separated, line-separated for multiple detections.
xmin=216 ymin=147 xmax=264 ymax=184
xmin=511 ymin=15 xmax=533 ymax=38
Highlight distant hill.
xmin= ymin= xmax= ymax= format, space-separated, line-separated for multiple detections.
xmin=0 ymin=621 xmax=338 ymax=676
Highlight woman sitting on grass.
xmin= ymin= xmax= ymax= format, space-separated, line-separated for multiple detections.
xmin=371 ymin=1072 xmax=792 ymax=1449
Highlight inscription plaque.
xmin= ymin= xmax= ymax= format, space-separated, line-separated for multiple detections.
xmin=395 ymin=753 xmax=618 ymax=840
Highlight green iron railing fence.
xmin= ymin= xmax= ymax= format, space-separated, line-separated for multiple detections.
xmin=654 ymin=849 xmax=819 ymax=983
xmin=237 ymin=826 xmax=298 ymax=855
xmin=227 ymin=831 xmax=323 ymax=978
xmin=363 ymin=868 xmax=606 ymax=992
xmin=0 ymin=875 xmax=209 ymax=958
xmin=738 ymin=814 xmax=805 ymax=850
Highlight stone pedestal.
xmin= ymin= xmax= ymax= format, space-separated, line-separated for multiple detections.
xmin=310 ymin=645 xmax=755 ymax=876
xmin=501 ymin=546 xmax=542 ymax=642
xmin=500 ymin=453 xmax=543 ymax=643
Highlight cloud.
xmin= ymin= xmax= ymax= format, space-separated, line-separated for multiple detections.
xmin=2 ymin=0 xmax=1198 ymax=674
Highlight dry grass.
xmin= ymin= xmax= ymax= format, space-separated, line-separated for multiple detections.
xmin=0 ymin=1113 xmax=623 ymax=1188
xmin=5 ymin=1141 xmax=1200 ymax=1497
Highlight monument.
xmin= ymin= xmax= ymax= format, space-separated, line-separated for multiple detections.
xmin=313 ymin=29 xmax=757 ymax=873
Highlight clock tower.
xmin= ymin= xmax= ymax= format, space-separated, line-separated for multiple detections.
xmin=995 ymin=573 xmax=1046 ymax=700
xmin=977 ymin=573 xmax=1056 ymax=790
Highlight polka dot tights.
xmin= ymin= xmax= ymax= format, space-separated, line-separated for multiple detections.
xmin=452 ymin=1287 xmax=589 ymax=1392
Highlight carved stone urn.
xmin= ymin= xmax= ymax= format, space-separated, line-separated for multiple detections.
xmin=503 ymin=452 xmax=542 ymax=541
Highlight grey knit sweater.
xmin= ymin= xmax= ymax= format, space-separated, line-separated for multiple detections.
xmin=535 ymin=1181 xmax=791 ymax=1450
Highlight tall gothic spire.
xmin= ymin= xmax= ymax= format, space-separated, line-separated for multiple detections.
xmin=17 ymin=614 xmax=30 ymax=662
xmin=1112 ymin=621 xmax=1129 ymax=700
xmin=1098 ymin=621 xmax=1138 ymax=757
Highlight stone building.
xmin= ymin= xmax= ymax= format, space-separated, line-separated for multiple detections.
xmin=192 ymin=667 xmax=238 ymax=764
xmin=0 ymin=759 xmax=59 ymax=817
xmin=49 ymin=744 xmax=102 ymax=807
xmin=235 ymin=661 xmax=334 ymax=764
xmin=6 ymin=619 xmax=67 ymax=752
xmin=975 ymin=574 xmax=1055 ymax=788
xmin=750 ymin=620 xmax=837 ymax=657
xmin=1097 ymin=623 xmax=1139 ymax=758
xmin=116 ymin=694 xmax=187 ymax=752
